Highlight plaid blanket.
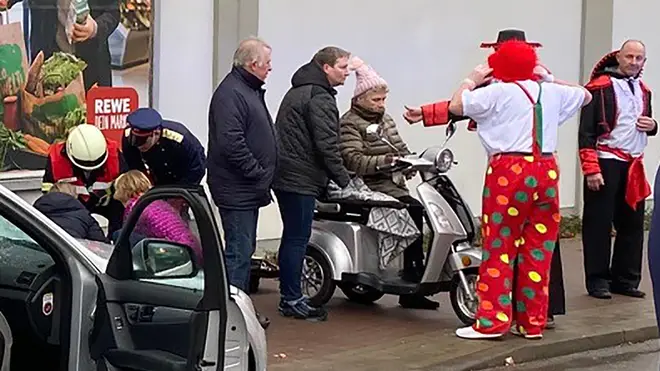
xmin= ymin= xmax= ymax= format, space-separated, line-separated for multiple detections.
xmin=325 ymin=178 xmax=420 ymax=270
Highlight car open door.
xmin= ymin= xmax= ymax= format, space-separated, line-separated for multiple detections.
xmin=90 ymin=186 xmax=229 ymax=371
xmin=0 ymin=310 xmax=11 ymax=371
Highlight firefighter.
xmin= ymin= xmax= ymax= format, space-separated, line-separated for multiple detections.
xmin=42 ymin=124 xmax=127 ymax=237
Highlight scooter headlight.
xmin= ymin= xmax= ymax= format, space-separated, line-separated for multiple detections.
xmin=435 ymin=149 xmax=454 ymax=173
xmin=427 ymin=202 xmax=452 ymax=230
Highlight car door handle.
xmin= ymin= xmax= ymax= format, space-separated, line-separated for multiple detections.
xmin=125 ymin=304 xmax=156 ymax=323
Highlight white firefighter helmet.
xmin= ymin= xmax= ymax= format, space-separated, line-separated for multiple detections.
xmin=66 ymin=124 xmax=108 ymax=171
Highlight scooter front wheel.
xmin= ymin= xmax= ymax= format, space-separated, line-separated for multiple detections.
xmin=450 ymin=268 xmax=479 ymax=326
xmin=302 ymin=247 xmax=336 ymax=307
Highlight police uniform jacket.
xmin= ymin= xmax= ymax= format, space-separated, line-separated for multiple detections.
xmin=122 ymin=120 xmax=207 ymax=186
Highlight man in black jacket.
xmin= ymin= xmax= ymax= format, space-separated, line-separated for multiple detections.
xmin=273 ymin=46 xmax=352 ymax=321
xmin=3 ymin=0 xmax=119 ymax=89
xmin=579 ymin=40 xmax=656 ymax=300
xmin=207 ymin=38 xmax=277 ymax=319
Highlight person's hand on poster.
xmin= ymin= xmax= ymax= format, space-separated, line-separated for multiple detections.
xmin=0 ymin=0 xmax=7 ymax=9
xmin=72 ymin=16 xmax=98 ymax=43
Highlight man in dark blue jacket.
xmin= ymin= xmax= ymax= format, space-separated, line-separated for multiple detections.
xmin=207 ymin=38 xmax=277 ymax=304
xmin=123 ymin=108 xmax=206 ymax=187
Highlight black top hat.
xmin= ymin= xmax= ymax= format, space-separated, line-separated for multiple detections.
xmin=480 ymin=29 xmax=542 ymax=49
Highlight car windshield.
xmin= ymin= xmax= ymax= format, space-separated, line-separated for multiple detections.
xmin=77 ymin=239 xmax=114 ymax=260
xmin=0 ymin=215 xmax=53 ymax=272
xmin=0 ymin=216 xmax=46 ymax=253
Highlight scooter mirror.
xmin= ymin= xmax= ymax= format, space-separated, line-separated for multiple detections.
xmin=446 ymin=121 xmax=457 ymax=138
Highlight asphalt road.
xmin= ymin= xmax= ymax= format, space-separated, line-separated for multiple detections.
xmin=486 ymin=340 xmax=660 ymax=371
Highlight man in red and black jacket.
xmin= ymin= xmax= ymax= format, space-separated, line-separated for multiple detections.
xmin=579 ymin=40 xmax=657 ymax=300
xmin=42 ymin=124 xmax=128 ymax=238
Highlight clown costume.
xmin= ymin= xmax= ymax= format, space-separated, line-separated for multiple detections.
xmin=406 ymin=40 xmax=591 ymax=339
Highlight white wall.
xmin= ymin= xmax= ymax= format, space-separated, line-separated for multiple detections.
xmin=255 ymin=0 xmax=583 ymax=240
xmin=152 ymin=0 xmax=215 ymax=146
xmin=611 ymin=0 xmax=660 ymax=197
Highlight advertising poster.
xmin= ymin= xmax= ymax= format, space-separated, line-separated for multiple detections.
xmin=0 ymin=0 xmax=151 ymax=172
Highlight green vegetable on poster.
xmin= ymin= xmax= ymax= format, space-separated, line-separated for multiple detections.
xmin=0 ymin=43 xmax=26 ymax=116
xmin=40 ymin=52 xmax=87 ymax=96
xmin=30 ymin=94 xmax=86 ymax=140
xmin=22 ymin=51 xmax=87 ymax=143
xmin=0 ymin=122 xmax=27 ymax=170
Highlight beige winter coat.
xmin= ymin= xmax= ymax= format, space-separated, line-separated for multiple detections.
xmin=339 ymin=106 xmax=412 ymax=198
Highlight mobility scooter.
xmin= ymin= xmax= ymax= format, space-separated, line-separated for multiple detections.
xmin=302 ymin=122 xmax=482 ymax=324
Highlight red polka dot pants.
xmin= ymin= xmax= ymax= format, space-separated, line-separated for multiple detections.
xmin=473 ymin=154 xmax=560 ymax=336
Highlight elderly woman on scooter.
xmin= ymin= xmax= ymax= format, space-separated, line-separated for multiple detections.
xmin=405 ymin=41 xmax=591 ymax=339
xmin=338 ymin=57 xmax=439 ymax=310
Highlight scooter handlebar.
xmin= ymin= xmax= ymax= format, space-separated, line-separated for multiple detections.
xmin=376 ymin=157 xmax=412 ymax=172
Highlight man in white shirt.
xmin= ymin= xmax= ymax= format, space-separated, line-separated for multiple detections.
xmin=579 ymin=40 xmax=657 ymax=300
xmin=405 ymin=40 xmax=591 ymax=340
xmin=405 ymin=29 xmax=566 ymax=330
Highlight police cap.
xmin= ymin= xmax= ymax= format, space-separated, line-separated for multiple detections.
xmin=127 ymin=108 xmax=163 ymax=131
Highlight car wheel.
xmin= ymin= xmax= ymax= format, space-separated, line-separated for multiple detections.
xmin=339 ymin=283 xmax=384 ymax=304
xmin=302 ymin=247 xmax=335 ymax=307
xmin=450 ymin=268 xmax=479 ymax=326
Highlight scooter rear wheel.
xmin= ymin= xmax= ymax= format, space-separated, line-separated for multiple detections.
xmin=302 ymin=247 xmax=336 ymax=307
xmin=450 ymin=268 xmax=479 ymax=326
xmin=339 ymin=283 xmax=384 ymax=305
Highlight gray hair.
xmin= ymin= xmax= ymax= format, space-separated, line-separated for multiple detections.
xmin=233 ymin=37 xmax=272 ymax=67
xmin=50 ymin=182 xmax=78 ymax=197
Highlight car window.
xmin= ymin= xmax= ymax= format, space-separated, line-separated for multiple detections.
xmin=119 ymin=195 xmax=204 ymax=292
xmin=0 ymin=213 xmax=55 ymax=288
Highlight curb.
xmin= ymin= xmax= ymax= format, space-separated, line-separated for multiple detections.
xmin=433 ymin=325 xmax=659 ymax=370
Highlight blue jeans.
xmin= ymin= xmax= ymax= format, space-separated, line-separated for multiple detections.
xmin=649 ymin=168 xmax=660 ymax=329
xmin=219 ymin=208 xmax=259 ymax=293
xmin=275 ymin=190 xmax=316 ymax=302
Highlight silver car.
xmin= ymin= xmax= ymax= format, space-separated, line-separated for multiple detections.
xmin=0 ymin=184 xmax=266 ymax=370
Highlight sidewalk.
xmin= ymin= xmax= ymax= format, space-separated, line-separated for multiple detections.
xmin=251 ymin=236 xmax=658 ymax=371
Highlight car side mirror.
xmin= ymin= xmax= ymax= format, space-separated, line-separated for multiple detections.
xmin=132 ymin=239 xmax=199 ymax=279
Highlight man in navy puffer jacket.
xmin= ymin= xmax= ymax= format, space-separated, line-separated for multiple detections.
xmin=34 ymin=183 xmax=108 ymax=243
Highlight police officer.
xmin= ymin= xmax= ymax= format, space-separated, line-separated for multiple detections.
xmin=42 ymin=124 xmax=127 ymax=237
xmin=122 ymin=108 xmax=206 ymax=187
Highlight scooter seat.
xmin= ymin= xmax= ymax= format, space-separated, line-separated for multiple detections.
xmin=315 ymin=198 xmax=408 ymax=224
xmin=317 ymin=198 xmax=407 ymax=211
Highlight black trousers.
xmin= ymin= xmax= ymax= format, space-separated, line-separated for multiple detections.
xmin=512 ymin=237 xmax=565 ymax=316
xmin=396 ymin=195 xmax=426 ymax=281
xmin=548 ymin=238 xmax=565 ymax=315
xmin=582 ymin=158 xmax=645 ymax=292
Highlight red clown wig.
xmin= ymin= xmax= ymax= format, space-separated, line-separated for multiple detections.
xmin=487 ymin=40 xmax=538 ymax=82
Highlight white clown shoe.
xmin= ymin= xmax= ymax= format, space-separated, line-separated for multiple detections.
xmin=455 ymin=326 xmax=503 ymax=340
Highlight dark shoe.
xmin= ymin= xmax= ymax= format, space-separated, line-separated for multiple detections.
xmin=588 ymin=289 xmax=612 ymax=299
xmin=545 ymin=315 xmax=556 ymax=330
xmin=256 ymin=311 xmax=270 ymax=330
xmin=610 ymin=287 xmax=646 ymax=298
xmin=278 ymin=298 xmax=328 ymax=321
xmin=399 ymin=294 xmax=439 ymax=310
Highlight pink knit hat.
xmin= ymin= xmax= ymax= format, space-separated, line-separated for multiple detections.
xmin=351 ymin=58 xmax=388 ymax=98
